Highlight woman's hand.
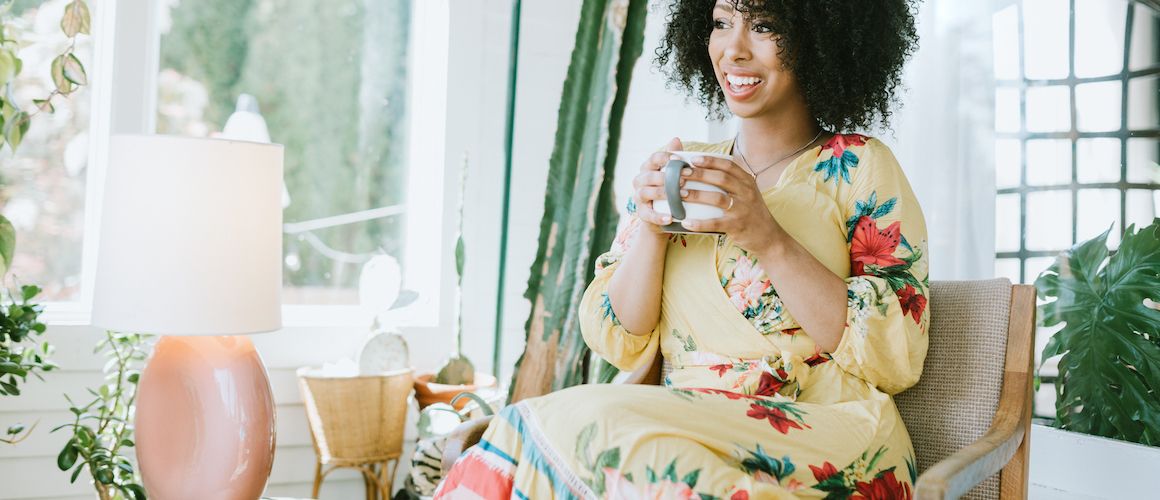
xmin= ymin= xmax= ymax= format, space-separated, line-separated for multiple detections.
xmin=631 ymin=137 xmax=684 ymax=234
xmin=677 ymin=155 xmax=784 ymax=252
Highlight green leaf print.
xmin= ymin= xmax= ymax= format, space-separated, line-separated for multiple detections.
xmin=738 ymin=444 xmax=796 ymax=483
xmin=596 ymin=448 xmax=621 ymax=471
xmin=576 ymin=423 xmax=596 ymax=470
xmin=682 ymin=469 xmax=701 ymax=488
xmin=662 ymin=461 xmax=678 ymax=482
xmin=673 ymin=329 xmax=697 ymax=352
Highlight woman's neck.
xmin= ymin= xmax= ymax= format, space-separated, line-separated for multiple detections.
xmin=735 ymin=107 xmax=822 ymax=165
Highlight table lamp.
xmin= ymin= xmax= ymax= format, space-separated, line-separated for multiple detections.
xmin=92 ymin=134 xmax=284 ymax=499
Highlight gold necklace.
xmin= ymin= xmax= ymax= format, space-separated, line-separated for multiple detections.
xmin=735 ymin=129 xmax=824 ymax=179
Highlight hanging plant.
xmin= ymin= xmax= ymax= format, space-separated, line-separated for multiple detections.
xmin=1 ymin=0 xmax=91 ymax=444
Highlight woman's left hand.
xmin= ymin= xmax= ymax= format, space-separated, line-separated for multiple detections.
xmin=678 ymin=155 xmax=784 ymax=253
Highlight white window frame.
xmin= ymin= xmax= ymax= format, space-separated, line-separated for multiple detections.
xmin=42 ymin=0 xmax=457 ymax=331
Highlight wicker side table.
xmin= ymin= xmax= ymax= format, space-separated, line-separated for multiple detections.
xmin=297 ymin=368 xmax=414 ymax=500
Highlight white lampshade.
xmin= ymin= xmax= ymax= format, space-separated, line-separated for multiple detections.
xmin=92 ymin=134 xmax=284 ymax=335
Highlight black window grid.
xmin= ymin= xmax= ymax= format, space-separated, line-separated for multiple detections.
xmin=995 ymin=0 xmax=1160 ymax=284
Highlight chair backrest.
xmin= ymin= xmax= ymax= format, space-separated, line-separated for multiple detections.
xmin=297 ymin=368 xmax=414 ymax=463
xmin=895 ymin=279 xmax=1016 ymax=500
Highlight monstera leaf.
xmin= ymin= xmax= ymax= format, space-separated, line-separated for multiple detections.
xmin=1036 ymin=219 xmax=1160 ymax=446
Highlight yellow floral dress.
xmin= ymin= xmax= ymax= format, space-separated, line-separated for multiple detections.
xmin=437 ymin=135 xmax=930 ymax=499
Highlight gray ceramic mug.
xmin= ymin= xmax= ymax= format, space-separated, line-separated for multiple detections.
xmin=652 ymin=151 xmax=732 ymax=234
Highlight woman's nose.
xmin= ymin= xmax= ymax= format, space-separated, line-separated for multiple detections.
xmin=722 ymin=25 xmax=751 ymax=62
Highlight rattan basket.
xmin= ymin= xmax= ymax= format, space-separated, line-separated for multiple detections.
xmin=296 ymin=367 xmax=414 ymax=499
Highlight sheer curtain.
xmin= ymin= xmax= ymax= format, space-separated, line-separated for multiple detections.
xmin=879 ymin=0 xmax=998 ymax=280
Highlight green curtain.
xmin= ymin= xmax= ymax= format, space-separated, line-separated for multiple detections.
xmin=508 ymin=0 xmax=648 ymax=401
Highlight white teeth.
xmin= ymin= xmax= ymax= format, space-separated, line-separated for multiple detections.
xmin=726 ymin=74 xmax=762 ymax=86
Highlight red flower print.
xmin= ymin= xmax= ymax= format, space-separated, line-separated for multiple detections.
xmin=809 ymin=462 xmax=839 ymax=482
xmin=821 ymin=133 xmax=868 ymax=158
xmin=746 ymin=404 xmax=804 ymax=434
xmin=849 ymin=216 xmax=905 ymax=276
xmin=753 ymin=370 xmax=787 ymax=397
xmin=896 ymin=284 xmax=927 ymax=324
xmin=782 ymin=328 xmax=801 ymax=336
xmin=710 ymin=363 xmax=733 ymax=377
xmin=731 ymin=491 xmax=749 ymax=500
xmin=852 ymin=470 xmax=913 ymax=500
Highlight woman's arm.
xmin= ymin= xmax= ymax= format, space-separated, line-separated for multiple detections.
xmin=607 ymin=230 xmax=670 ymax=336
xmin=752 ymin=229 xmax=848 ymax=351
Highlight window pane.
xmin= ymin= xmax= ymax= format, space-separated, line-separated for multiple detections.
xmin=1026 ymin=86 xmax=1071 ymax=133
xmin=1074 ymin=0 xmax=1128 ymax=78
xmin=1 ymin=1 xmax=94 ymax=302
xmin=1026 ymin=190 xmax=1073 ymax=251
xmin=157 ymin=0 xmax=413 ymax=305
xmin=1023 ymin=0 xmax=1071 ymax=80
xmin=1077 ymin=138 xmax=1122 ymax=183
xmin=1127 ymin=138 xmax=1160 ymax=183
xmin=1128 ymin=75 xmax=1160 ymax=130
xmin=995 ymin=258 xmax=1021 ymax=284
xmin=1126 ymin=189 xmax=1159 ymax=229
xmin=996 ymin=194 xmax=1022 ymax=252
xmin=1075 ymin=81 xmax=1122 ymax=132
xmin=1026 ymin=139 xmax=1072 ymax=186
xmin=1025 ymin=256 xmax=1058 ymax=285
xmin=996 ymin=139 xmax=1023 ymax=189
xmin=1129 ymin=2 xmax=1160 ymax=71
xmin=1077 ymin=189 xmax=1122 ymax=248
xmin=995 ymin=87 xmax=1022 ymax=133
xmin=993 ymin=6 xmax=1022 ymax=80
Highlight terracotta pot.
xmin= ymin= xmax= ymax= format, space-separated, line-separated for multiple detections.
xmin=413 ymin=372 xmax=497 ymax=410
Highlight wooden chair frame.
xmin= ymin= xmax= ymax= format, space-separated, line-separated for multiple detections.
xmin=442 ymin=284 xmax=1036 ymax=500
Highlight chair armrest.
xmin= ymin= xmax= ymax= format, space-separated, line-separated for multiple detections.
xmin=914 ymin=372 xmax=1030 ymax=500
xmin=441 ymin=416 xmax=494 ymax=474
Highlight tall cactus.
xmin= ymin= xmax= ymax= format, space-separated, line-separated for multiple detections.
xmin=509 ymin=0 xmax=647 ymax=401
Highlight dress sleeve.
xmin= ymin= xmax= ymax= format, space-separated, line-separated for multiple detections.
xmin=829 ymin=139 xmax=930 ymax=395
xmin=578 ymin=198 xmax=661 ymax=372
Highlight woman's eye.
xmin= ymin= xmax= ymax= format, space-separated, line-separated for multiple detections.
xmin=752 ymin=22 xmax=774 ymax=34
xmin=712 ymin=18 xmax=729 ymax=29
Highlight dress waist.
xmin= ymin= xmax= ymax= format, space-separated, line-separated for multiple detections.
xmin=665 ymin=349 xmax=831 ymax=401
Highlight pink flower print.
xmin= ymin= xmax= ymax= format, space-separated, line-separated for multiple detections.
xmin=726 ymin=254 xmax=771 ymax=313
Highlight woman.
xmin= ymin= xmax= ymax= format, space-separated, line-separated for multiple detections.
xmin=438 ymin=0 xmax=925 ymax=498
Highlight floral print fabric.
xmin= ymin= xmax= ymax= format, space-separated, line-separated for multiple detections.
xmin=436 ymin=136 xmax=930 ymax=499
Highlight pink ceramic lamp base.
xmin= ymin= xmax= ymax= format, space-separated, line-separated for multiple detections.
xmin=135 ymin=336 xmax=276 ymax=500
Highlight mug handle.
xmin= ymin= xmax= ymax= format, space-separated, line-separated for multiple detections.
xmin=663 ymin=158 xmax=686 ymax=221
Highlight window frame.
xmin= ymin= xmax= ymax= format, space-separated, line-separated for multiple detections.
xmin=995 ymin=0 xmax=1160 ymax=284
xmin=42 ymin=0 xmax=457 ymax=330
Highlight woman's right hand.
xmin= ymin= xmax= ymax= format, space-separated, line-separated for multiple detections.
xmin=632 ymin=137 xmax=684 ymax=234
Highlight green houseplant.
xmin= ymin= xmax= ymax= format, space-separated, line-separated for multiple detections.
xmin=53 ymin=331 xmax=149 ymax=500
xmin=1 ymin=0 xmax=91 ymax=444
xmin=1036 ymin=218 xmax=1160 ymax=446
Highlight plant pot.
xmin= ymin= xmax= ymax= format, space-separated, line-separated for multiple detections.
xmin=1029 ymin=424 xmax=1160 ymax=498
xmin=413 ymin=372 xmax=497 ymax=410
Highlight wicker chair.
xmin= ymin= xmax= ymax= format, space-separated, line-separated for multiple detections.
xmin=443 ymin=279 xmax=1035 ymax=500
xmin=298 ymin=368 xmax=414 ymax=500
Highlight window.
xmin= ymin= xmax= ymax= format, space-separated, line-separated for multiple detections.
xmin=993 ymin=0 xmax=1160 ymax=418
xmin=28 ymin=0 xmax=451 ymax=327
xmin=0 ymin=0 xmax=95 ymax=302
xmin=156 ymin=0 xmax=431 ymax=309
xmin=994 ymin=0 xmax=1160 ymax=286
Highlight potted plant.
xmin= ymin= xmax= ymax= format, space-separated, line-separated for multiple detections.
xmin=414 ymin=154 xmax=495 ymax=409
xmin=1031 ymin=219 xmax=1160 ymax=496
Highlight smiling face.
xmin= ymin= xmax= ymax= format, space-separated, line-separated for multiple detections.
xmin=708 ymin=1 xmax=802 ymax=119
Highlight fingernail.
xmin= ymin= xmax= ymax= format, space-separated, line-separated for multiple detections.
xmin=681 ymin=167 xmax=693 ymax=176
xmin=691 ymin=157 xmax=704 ymax=165
xmin=662 ymin=216 xmax=671 ymax=224
xmin=680 ymin=189 xmax=689 ymax=197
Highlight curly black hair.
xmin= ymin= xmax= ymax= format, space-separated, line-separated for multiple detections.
xmin=655 ymin=0 xmax=919 ymax=132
